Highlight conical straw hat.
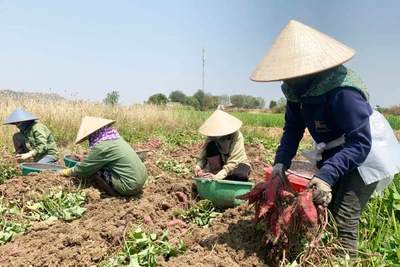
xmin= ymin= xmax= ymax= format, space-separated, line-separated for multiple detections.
xmin=75 ymin=116 xmax=115 ymax=144
xmin=3 ymin=108 xmax=39 ymax=125
xmin=250 ymin=20 xmax=356 ymax=82
xmin=199 ymin=110 xmax=242 ymax=136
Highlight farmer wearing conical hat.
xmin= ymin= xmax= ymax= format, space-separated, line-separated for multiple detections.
xmin=251 ymin=20 xmax=400 ymax=258
xmin=58 ymin=116 xmax=147 ymax=196
xmin=3 ymin=108 xmax=59 ymax=163
xmin=195 ymin=110 xmax=251 ymax=181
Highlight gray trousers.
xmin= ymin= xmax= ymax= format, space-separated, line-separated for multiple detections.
xmin=328 ymin=169 xmax=377 ymax=258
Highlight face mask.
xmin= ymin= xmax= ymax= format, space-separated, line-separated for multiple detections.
xmin=16 ymin=121 xmax=32 ymax=131
xmin=283 ymin=76 xmax=310 ymax=91
xmin=211 ymin=135 xmax=229 ymax=142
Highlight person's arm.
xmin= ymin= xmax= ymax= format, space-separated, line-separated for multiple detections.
xmin=70 ymin=146 xmax=109 ymax=177
xmin=215 ymin=132 xmax=246 ymax=179
xmin=315 ymin=88 xmax=372 ymax=186
xmin=30 ymin=124 xmax=50 ymax=156
xmin=274 ymin=101 xmax=306 ymax=168
xmin=196 ymin=137 xmax=211 ymax=169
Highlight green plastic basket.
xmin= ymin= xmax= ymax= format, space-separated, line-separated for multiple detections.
xmin=63 ymin=154 xmax=80 ymax=167
xmin=20 ymin=163 xmax=67 ymax=176
xmin=193 ymin=177 xmax=254 ymax=208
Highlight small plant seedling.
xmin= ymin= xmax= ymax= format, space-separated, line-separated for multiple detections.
xmin=0 ymin=218 xmax=31 ymax=245
xmin=0 ymin=156 xmax=19 ymax=184
xmin=174 ymin=199 xmax=224 ymax=228
xmin=26 ymin=190 xmax=87 ymax=221
xmin=156 ymin=158 xmax=190 ymax=176
xmin=106 ymin=227 xmax=187 ymax=266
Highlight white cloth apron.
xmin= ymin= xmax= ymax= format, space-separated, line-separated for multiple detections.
xmin=301 ymin=110 xmax=400 ymax=196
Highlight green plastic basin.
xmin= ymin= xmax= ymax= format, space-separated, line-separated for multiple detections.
xmin=193 ymin=177 xmax=254 ymax=208
xmin=63 ymin=154 xmax=80 ymax=167
xmin=20 ymin=163 xmax=67 ymax=176
xmin=135 ymin=150 xmax=147 ymax=162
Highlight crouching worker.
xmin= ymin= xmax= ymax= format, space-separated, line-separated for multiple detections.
xmin=58 ymin=116 xmax=147 ymax=197
xmin=3 ymin=108 xmax=59 ymax=163
xmin=194 ymin=110 xmax=251 ymax=181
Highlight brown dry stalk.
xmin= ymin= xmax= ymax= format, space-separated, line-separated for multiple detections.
xmin=293 ymin=207 xmax=329 ymax=266
xmin=279 ymin=249 xmax=286 ymax=267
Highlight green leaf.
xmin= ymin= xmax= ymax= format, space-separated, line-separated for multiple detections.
xmin=0 ymin=230 xmax=15 ymax=244
xmin=150 ymin=233 xmax=157 ymax=241
xmin=110 ymin=226 xmax=186 ymax=266
xmin=47 ymin=216 xmax=59 ymax=221
xmin=160 ymin=230 xmax=169 ymax=241
xmin=392 ymin=203 xmax=400 ymax=211
xmin=26 ymin=190 xmax=87 ymax=222
xmin=128 ymin=254 xmax=140 ymax=267
xmin=54 ymin=191 xmax=63 ymax=199
xmin=392 ymin=188 xmax=400 ymax=200
xmin=8 ymin=201 xmax=20 ymax=214
xmin=63 ymin=211 xmax=72 ymax=221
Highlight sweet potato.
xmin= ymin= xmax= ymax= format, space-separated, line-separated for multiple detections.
xmin=281 ymin=205 xmax=295 ymax=227
xmin=296 ymin=190 xmax=318 ymax=228
xmin=143 ymin=215 xmax=153 ymax=226
xmin=9 ymin=249 xmax=31 ymax=256
xmin=166 ymin=219 xmax=186 ymax=227
xmin=176 ymin=192 xmax=188 ymax=202
xmin=162 ymin=201 xmax=174 ymax=210
xmin=258 ymin=177 xmax=280 ymax=217
xmin=240 ymin=170 xmax=324 ymax=253
xmin=236 ymin=182 xmax=269 ymax=204
xmin=277 ymin=190 xmax=295 ymax=200
xmin=253 ymin=197 xmax=265 ymax=227
xmin=269 ymin=208 xmax=278 ymax=234
xmin=272 ymin=204 xmax=294 ymax=244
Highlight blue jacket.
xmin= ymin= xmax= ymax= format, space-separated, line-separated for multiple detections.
xmin=274 ymin=87 xmax=372 ymax=186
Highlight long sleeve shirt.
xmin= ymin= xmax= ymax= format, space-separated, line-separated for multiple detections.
xmin=20 ymin=122 xmax=59 ymax=161
xmin=71 ymin=138 xmax=148 ymax=196
xmin=196 ymin=131 xmax=250 ymax=179
xmin=274 ymin=87 xmax=372 ymax=186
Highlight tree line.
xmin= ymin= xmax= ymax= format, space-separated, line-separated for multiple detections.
xmin=102 ymin=90 xmax=287 ymax=112
xmin=147 ymin=90 xmax=266 ymax=111
xmin=102 ymin=91 xmax=400 ymax=117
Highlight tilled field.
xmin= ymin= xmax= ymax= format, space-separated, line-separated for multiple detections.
xmin=0 ymin=142 xmax=276 ymax=267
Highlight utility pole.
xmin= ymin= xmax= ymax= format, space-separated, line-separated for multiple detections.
xmin=202 ymin=47 xmax=205 ymax=92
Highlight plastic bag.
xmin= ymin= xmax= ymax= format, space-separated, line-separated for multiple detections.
xmin=358 ymin=110 xmax=400 ymax=195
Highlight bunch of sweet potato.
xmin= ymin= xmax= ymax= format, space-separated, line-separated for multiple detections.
xmin=236 ymin=174 xmax=323 ymax=245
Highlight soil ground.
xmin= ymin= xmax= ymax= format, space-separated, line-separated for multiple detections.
xmin=0 ymin=132 xmax=312 ymax=267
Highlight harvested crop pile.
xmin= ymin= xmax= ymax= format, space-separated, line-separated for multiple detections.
xmin=236 ymin=174 xmax=328 ymax=265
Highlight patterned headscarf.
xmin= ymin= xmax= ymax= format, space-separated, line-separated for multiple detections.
xmin=281 ymin=65 xmax=370 ymax=103
xmin=88 ymin=126 xmax=120 ymax=150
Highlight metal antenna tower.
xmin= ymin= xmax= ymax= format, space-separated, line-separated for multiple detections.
xmin=202 ymin=47 xmax=205 ymax=91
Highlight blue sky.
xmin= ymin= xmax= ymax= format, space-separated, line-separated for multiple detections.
xmin=0 ymin=0 xmax=399 ymax=107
